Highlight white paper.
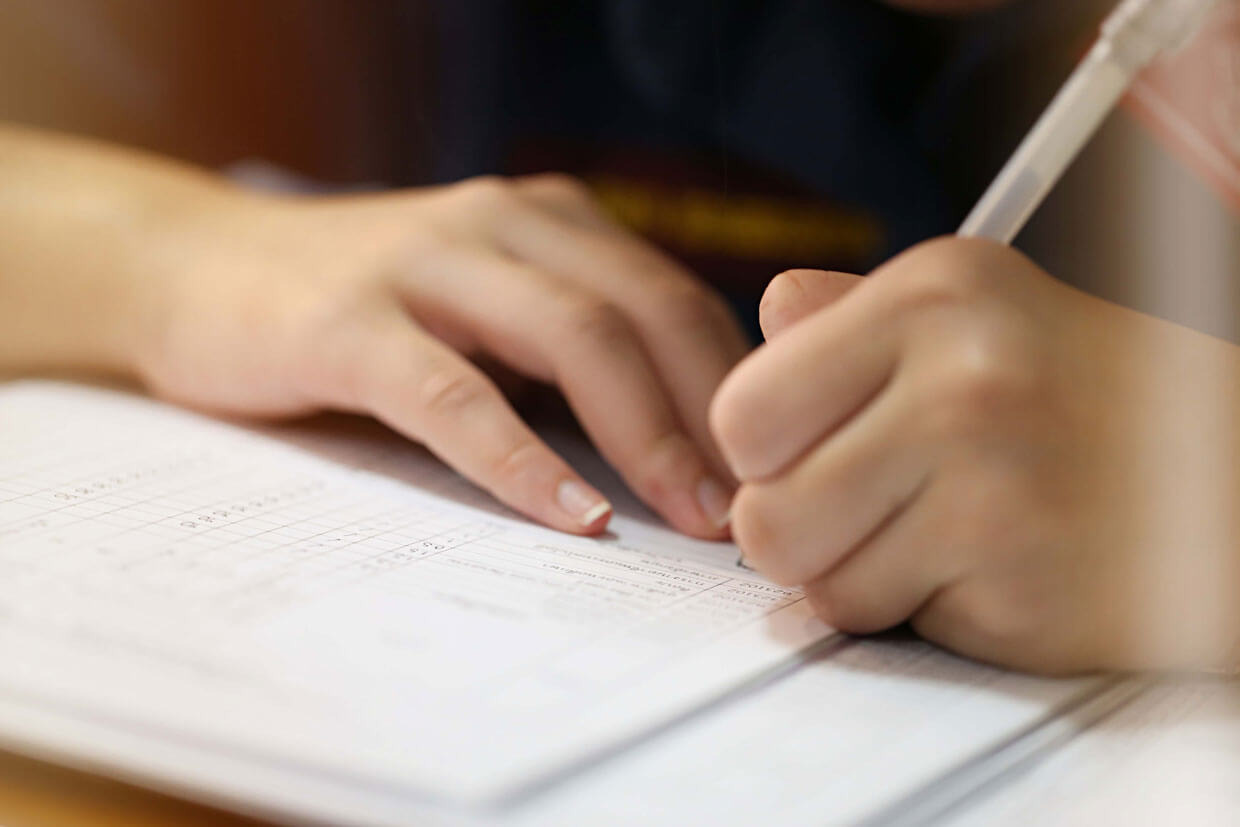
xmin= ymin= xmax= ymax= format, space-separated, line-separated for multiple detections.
xmin=950 ymin=677 xmax=1240 ymax=826
xmin=0 ymin=633 xmax=1103 ymax=827
xmin=504 ymin=636 xmax=1103 ymax=826
xmin=0 ymin=381 xmax=830 ymax=805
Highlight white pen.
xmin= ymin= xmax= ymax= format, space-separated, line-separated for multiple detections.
xmin=960 ymin=0 xmax=1220 ymax=243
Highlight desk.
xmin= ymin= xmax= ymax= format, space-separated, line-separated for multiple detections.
xmin=0 ymin=749 xmax=267 ymax=827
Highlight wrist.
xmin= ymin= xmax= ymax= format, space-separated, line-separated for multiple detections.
xmin=126 ymin=183 xmax=292 ymax=384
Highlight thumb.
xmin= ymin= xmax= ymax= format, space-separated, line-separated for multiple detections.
xmin=758 ymin=269 xmax=864 ymax=340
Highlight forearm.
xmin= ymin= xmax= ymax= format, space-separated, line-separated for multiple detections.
xmin=0 ymin=124 xmax=239 ymax=377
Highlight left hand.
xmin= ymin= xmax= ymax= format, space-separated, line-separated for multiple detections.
xmin=711 ymin=238 xmax=1240 ymax=675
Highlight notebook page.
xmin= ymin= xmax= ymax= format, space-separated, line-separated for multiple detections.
xmin=0 ymin=381 xmax=830 ymax=804
xmin=508 ymin=638 xmax=1103 ymax=826
xmin=0 ymin=636 xmax=1102 ymax=827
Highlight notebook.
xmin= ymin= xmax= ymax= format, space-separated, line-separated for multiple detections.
xmin=0 ymin=380 xmax=831 ymax=809
xmin=0 ymin=380 xmax=1128 ymax=825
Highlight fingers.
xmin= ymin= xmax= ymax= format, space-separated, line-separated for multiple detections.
xmin=801 ymin=484 xmax=959 ymax=636
xmin=511 ymin=173 xmax=616 ymax=232
xmin=711 ymin=275 xmax=900 ymax=482
xmin=730 ymin=378 xmax=931 ymax=586
xmin=910 ymin=586 xmax=1085 ymax=676
xmin=494 ymin=178 xmax=751 ymax=479
xmin=399 ymin=249 xmax=732 ymax=538
xmin=332 ymin=307 xmax=613 ymax=535
xmin=759 ymin=270 xmax=863 ymax=341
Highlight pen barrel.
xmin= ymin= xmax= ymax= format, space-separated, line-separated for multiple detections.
xmin=959 ymin=44 xmax=1136 ymax=243
xmin=959 ymin=0 xmax=1219 ymax=245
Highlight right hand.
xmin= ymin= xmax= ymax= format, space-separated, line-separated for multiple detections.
xmin=136 ymin=174 xmax=749 ymax=538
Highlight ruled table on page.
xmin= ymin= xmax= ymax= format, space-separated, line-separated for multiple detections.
xmin=0 ymin=382 xmax=830 ymax=805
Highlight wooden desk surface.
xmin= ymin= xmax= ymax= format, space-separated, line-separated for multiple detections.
xmin=0 ymin=749 xmax=270 ymax=827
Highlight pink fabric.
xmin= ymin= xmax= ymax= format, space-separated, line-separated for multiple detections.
xmin=1125 ymin=2 xmax=1240 ymax=212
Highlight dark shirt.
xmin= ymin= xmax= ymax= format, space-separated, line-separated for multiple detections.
xmin=388 ymin=0 xmax=1101 ymax=325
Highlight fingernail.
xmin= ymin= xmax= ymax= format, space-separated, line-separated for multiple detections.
xmin=696 ymin=476 xmax=734 ymax=530
xmin=557 ymin=479 xmax=612 ymax=526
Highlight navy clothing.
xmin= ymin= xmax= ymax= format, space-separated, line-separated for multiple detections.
xmin=385 ymin=0 xmax=1102 ymax=323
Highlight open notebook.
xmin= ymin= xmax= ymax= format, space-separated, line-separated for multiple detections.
xmin=0 ymin=381 xmax=832 ymax=807
xmin=1 ymin=381 xmax=1139 ymax=825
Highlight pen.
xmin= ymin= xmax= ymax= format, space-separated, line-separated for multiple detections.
xmin=959 ymin=0 xmax=1219 ymax=243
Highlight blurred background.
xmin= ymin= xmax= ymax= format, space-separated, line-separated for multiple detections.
xmin=0 ymin=0 xmax=1233 ymax=336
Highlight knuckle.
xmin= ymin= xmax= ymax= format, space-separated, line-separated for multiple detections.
xmin=765 ymin=269 xmax=816 ymax=303
xmin=417 ymin=367 xmax=492 ymax=418
xmin=523 ymin=172 xmax=594 ymax=203
xmin=456 ymin=175 xmax=518 ymax=211
xmin=919 ymin=349 xmax=1031 ymax=439
xmin=650 ymin=279 xmax=730 ymax=330
xmin=758 ymin=271 xmax=802 ymax=322
xmin=890 ymin=269 xmax=972 ymax=317
xmin=911 ymin=236 xmax=994 ymax=278
xmin=490 ymin=440 xmax=548 ymax=486
xmin=626 ymin=429 xmax=699 ymax=501
xmin=555 ymin=293 xmax=634 ymax=346
xmin=885 ymin=239 xmax=992 ymax=316
xmin=398 ymin=223 xmax=453 ymax=261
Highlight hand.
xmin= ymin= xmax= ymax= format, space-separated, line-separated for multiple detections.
xmin=136 ymin=174 xmax=747 ymax=538
xmin=711 ymin=238 xmax=1240 ymax=674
